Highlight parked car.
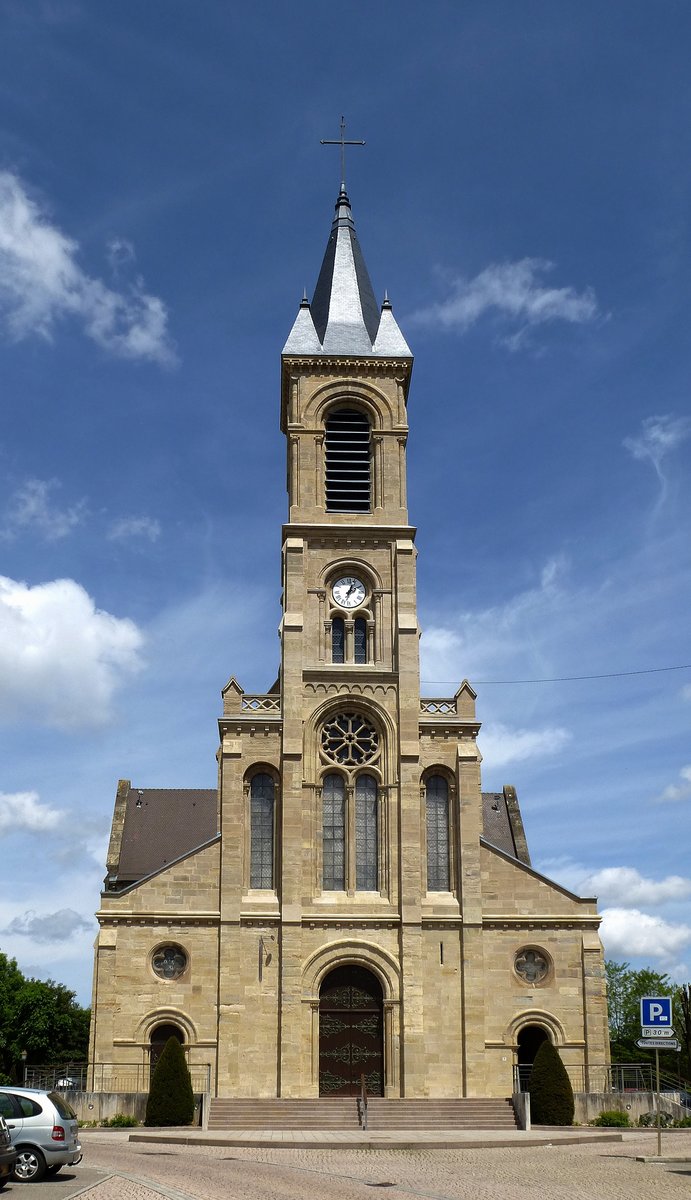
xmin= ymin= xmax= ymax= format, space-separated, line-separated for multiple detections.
xmin=0 ymin=1087 xmax=82 ymax=1182
xmin=0 ymin=1114 xmax=17 ymax=1190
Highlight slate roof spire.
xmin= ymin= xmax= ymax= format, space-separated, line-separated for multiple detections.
xmin=282 ymin=187 xmax=412 ymax=359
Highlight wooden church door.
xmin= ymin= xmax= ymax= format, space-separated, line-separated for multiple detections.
xmin=318 ymin=965 xmax=384 ymax=1097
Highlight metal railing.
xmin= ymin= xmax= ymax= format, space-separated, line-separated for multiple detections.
xmin=357 ymin=1072 xmax=368 ymax=1130
xmin=26 ymin=1062 xmax=211 ymax=1095
xmin=514 ymin=1061 xmax=691 ymax=1097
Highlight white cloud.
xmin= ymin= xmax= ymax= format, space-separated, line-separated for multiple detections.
xmin=600 ymin=907 xmax=691 ymax=962
xmin=1 ymin=478 xmax=86 ymax=541
xmin=420 ymin=555 xmax=570 ymax=686
xmin=0 ymin=171 xmax=176 ymax=365
xmin=0 ymin=790 xmax=63 ymax=834
xmin=0 ymin=575 xmax=144 ymax=728
xmin=410 ymin=259 xmax=599 ymax=345
xmin=583 ymin=867 xmax=691 ymax=907
xmin=3 ymin=908 xmax=92 ymax=943
xmin=479 ymin=722 xmax=571 ymax=769
xmin=654 ymin=764 xmax=691 ymax=804
xmin=624 ymin=414 xmax=691 ymax=509
xmin=106 ymin=236 xmax=135 ymax=275
xmin=107 ymin=515 xmax=161 ymax=542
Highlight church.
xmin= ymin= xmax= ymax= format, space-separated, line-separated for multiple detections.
xmin=89 ymin=179 xmax=609 ymax=1104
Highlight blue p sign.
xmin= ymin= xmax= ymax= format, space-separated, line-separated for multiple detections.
xmin=641 ymin=996 xmax=673 ymax=1027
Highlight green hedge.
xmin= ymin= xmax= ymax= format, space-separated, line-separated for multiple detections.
xmin=528 ymin=1040 xmax=575 ymax=1126
xmin=144 ymin=1037 xmax=195 ymax=1127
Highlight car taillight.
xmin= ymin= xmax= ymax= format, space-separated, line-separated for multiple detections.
xmin=52 ymin=1125 xmax=65 ymax=1141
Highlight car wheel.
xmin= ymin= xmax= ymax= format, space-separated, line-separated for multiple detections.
xmin=13 ymin=1146 xmax=47 ymax=1182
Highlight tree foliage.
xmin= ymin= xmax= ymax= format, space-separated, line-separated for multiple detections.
xmin=0 ymin=951 xmax=90 ymax=1079
xmin=528 ymin=1039 xmax=574 ymax=1126
xmin=145 ymin=1036 xmax=195 ymax=1127
xmin=605 ymin=960 xmax=690 ymax=1079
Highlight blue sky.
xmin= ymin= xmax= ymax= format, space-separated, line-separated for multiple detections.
xmin=0 ymin=1 xmax=690 ymax=1006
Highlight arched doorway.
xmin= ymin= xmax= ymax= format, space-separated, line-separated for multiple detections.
xmin=150 ymin=1022 xmax=184 ymax=1072
xmin=319 ymin=965 xmax=384 ymax=1097
xmin=516 ymin=1024 xmax=549 ymax=1090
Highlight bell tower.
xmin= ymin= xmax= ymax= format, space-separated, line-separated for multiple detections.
xmin=92 ymin=177 xmax=609 ymax=1110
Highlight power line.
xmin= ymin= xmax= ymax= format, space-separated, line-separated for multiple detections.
xmin=421 ymin=662 xmax=691 ymax=687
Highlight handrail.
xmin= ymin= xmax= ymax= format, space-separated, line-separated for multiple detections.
xmin=358 ymin=1072 xmax=368 ymax=1130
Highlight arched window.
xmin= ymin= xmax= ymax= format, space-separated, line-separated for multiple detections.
xmin=325 ymin=408 xmax=371 ymax=512
xmin=355 ymin=774 xmax=378 ymax=890
xmin=250 ymin=773 xmax=275 ymax=888
xmin=425 ymin=774 xmax=450 ymax=891
xmin=322 ymin=773 xmax=346 ymax=889
xmin=332 ymin=617 xmax=345 ymax=663
xmin=354 ymin=617 xmax=367 ymax=664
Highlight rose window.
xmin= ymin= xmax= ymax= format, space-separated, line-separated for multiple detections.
xmin=152 ymin=945 xmax=188 ymax=980
xmin=321 ymin=713 xmax=379 ymax=766
xmin=514 ymin=948 xmax=549 ymax=984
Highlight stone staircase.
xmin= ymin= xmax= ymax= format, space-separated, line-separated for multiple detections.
xmin=207 ymin=1097 xmax=516 ymax=1131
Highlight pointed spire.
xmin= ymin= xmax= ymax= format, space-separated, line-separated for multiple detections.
xmin=283 ymin=188 xmax=412 ymax=359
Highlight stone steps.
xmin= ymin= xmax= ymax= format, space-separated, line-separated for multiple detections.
xmin=208 ymin=1097 xmax=517 ymax=1131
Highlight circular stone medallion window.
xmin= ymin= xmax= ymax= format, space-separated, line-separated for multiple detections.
xmin=321 ymin=712 xmax=379 ymax=766
xmin=152 ymin=945 xmax=188 ymax=980
xmin=514 ymin=948 xmax=550 ymax=985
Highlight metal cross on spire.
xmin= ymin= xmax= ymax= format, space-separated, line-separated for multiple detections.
xmin=320 ymin=116 xmax=365 ymax=190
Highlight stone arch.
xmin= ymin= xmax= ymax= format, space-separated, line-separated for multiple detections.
xmin=304 ymin=379 xmax=396 ymax=430
xmin=135 ymin=1007 xmax=198 ymax=1047
xmin=504 ymin=1008 xmax=566 ymax=1048
xmin=320 ymin=557 xmax=383 ymax=591
xmin=304 ymin=693 xmax=397 ymax=783
xmin=302 ymin=940 xmax=401 ymax=1096
xmin=303 ymin=938 xmax=400 ymax=1002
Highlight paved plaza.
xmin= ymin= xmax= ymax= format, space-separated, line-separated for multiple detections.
xmin=5 ymin=1128 xmax=690 ymax=1200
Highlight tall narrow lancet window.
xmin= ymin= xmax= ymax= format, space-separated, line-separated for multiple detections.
xmin=355 ymin=775 xmax=378 ymax=890
xmin=250 ymin=773 xmax=275 ymax=888
xmin=332 ymin=617 xmax=345 ymax=664
xmin=425 ymin=775 xmax=450 ymax=891
xmin=354 ymin=617 xmax=367 ymax=664
xmin=323 ymin=774 xmax=346 ymax=889
xmin=325 ymin=408 xmax=371 ymax=512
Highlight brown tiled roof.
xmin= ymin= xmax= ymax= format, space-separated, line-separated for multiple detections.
xmin=481 ymin=787 xmax=531 ymax=865
xmin=112 ymin=787 xmax=218 ymax=886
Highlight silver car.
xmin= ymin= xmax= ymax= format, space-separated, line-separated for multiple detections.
xmin=0 ymin=1087 xmax=82 ymax=1182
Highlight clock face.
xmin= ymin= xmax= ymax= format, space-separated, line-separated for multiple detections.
xmin=332 ymin=576 xmax=366 ymax=609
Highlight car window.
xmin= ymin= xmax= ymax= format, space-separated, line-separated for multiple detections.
xmin=48 ymin=1092 xmax=76 ymax=1119
xmin=17 ymin=1096 xmax=42 ymax=1117
xmin=0 ymin=1094 xmax=15 ymax=1118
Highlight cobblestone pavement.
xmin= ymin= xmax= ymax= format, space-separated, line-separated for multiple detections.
xmin=6 ymin=1130 xmax=691 ymax=1200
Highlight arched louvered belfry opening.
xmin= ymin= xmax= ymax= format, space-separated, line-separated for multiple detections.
xmin=325 ymin=408 xmax=371 ymax=512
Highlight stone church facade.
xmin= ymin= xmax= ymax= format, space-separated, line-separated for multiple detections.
xmin=90 ymin=185 xmax=609 ymax=1100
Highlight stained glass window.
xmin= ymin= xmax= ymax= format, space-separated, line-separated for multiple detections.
xmin=323 ymin=773 xmax=346 ymax=889
xmin=515 ymin=948 xmax=550 ymax=984
xmin=152 ymin=946 xmax=187 ymax=980
xmin=426 ymin=774 xmax=450 ymax=891
xmin=332 ymin=617 xmax=345 ymax=663
xmin=321 ymin=713 xmax=379 ymax=766
xmin=354 ymin=617 xmax=367 ymax=664
xmin=250 ymin=772 xmax=274 ymax=888
xmin=355 ymin=774 xmax=378 ymax=890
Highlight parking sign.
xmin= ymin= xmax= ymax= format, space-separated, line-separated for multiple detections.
xmin=640 ymin=996 xmax=673 ymax=1027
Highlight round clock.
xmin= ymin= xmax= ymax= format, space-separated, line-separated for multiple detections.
xmin=332 ymin=576 xmax=366 ymax=609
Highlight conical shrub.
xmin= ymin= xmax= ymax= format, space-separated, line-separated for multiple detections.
xmin=145 ymin=1036 xmax=195 ymax=1127
xmin=528 ymin=1038 xmax=574 ymax=1126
